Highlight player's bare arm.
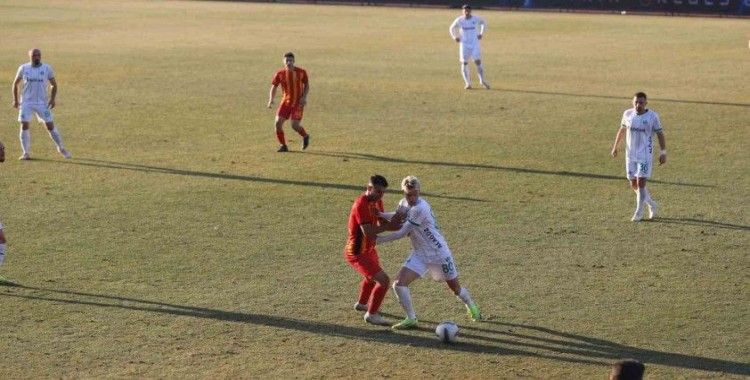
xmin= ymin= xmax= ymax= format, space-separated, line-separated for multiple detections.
xmin=611 ymin=128 xmax=625 ymax=157
xmin=299 ymin=82 xmax=309 ymax=107
xmin=11 ymin=76 xmax=21 ymax=108
xmin=48 ymin=77 xmax=57 ymax=109
xmin=657 ymin=131 xmax=667 ymax=165
xmin=267 ymin=84 xmax=278 ymax=108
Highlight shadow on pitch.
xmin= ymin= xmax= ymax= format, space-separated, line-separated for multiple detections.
xmin=645 ymin=217 xmax=749 ymax=231
xmin=466 ymin=320 xmax=750 ymax=376
xmin=41 ymin=158 xmax=487 ymax=203
xmin=494 ymin=87 xmax=750 ymax=108
xmin=4 ymin=284 xmax=749 ymax=375
xmin=305 ymin=151 xmax=712 ymax=188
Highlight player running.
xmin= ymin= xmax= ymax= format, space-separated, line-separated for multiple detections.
xmin=449 ymin=5 xmax=489 ymax=90
xmin=611 ymin=92 xmax=667 ymax=221
xmin=377 ymin=176 xmax=481 ymax=330
xmin=267 ymin=52 xmax=311 ymax=152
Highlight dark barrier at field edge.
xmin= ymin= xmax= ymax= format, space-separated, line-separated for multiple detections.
xmin=248 ymin=0 xmax=749 ymax=15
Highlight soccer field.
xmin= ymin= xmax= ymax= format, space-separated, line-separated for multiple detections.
xmin=0 ymin=0 xmax=748 ymax=378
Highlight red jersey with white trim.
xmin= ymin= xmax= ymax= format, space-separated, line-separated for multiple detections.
xmin=345 ymin=194 xmax=384 ymax=256
xmin=271 ymin=67 xmax=308 ymax=108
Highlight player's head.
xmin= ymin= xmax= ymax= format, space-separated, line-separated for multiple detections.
xmin=401 ymin=176 xmax=421 ymax=206
xmin=609 ymin=359 xmax=645 ymax=380
xmin=632 ymin=92 xmax=648 ymax=113
xmin=29 ymin=48 xmax=42 ymax=65
xmin=366 ymin=175 xmax=389 ymax=201
xmin=462 ymin=4 xmax=472 ymax=16
xmin=283 ymin=52 xmax=295 ymax=69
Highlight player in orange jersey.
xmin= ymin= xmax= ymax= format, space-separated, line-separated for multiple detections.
xmin=267 ymin=52 xmax=311 ymax=152
xmin=345 ymin=175 xmax=405 ymax=326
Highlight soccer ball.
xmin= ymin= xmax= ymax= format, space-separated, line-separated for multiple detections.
xmin=435 ymin=321 xmax=459 ymax=343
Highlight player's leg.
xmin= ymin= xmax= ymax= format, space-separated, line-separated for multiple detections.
xmin=274 ymin=115 xmax=288 ymax=152
xmin=446 ymin=277 xmax=481 ymax=321
xmin=44 ymin=120 xmax=71 ymax=159
xmin=461 ymin=63 xmax=471 ymax=89
xmin=18 ymin=105 xmax=31 ymax=160
xmin=640 ymin=162 xmax=657 ymax=219
xmin=363 ymin=269 xmax=391 ymax=325
xmin=474 ymin=53 xmax=489 ymax=89
xmin=290 ymin=116 xmax=310 ymax=151
xmin=391 ymin=254 xmax=424 ymax=329
xmin=354 ymin=277 xmax=375 ymax=311
xmin=391 ymin=266 xmax=420 ymax=327
xmin=19 ymin=122 xmax=31 ymax=160
xmin=275 ymin=103 xmax=292 ymax=152
xmin=0 ymin=224 xmax=6 ymax=268
xmin=459 ymin=45 xmax=471 ymax=88
xmin=0 ymin=223 xmax=7 ymax=283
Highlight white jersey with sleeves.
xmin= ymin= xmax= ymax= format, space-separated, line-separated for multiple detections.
xmin=620 ymin=108 xmax=662 ymax=162
xmin=15 ymin=63 xmax=55 ymax=105
xmin=378 ymin=198 xmax=452 ymax=264
xmin=450 ymin=16 xmax=486 ymax=47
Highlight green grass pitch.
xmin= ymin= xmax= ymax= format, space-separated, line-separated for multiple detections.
xmin=0 ymin=0 xmax=748 ymax=377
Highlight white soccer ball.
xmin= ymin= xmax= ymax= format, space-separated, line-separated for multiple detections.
xmin=435 ymin=321 xmax=459 ymax=343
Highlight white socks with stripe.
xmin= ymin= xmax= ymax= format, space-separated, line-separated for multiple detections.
xmin=20 ymin=129 xmax=30 ymax=154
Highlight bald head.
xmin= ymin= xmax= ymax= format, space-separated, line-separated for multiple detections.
xmin=29 ymin=49 xmax=42 ymax=66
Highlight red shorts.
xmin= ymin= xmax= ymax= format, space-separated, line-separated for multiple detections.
xmin=277 ymin=103 xmax=304 ymax=121
xmin=344 ymin=249 xmax=383 ymax=279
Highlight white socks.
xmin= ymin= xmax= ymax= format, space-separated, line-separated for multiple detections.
xmin=20 ymin=129 xmax=30 ymax=154
xmin=48 ymin=127 xmax=65 ymax=150
xmin=456 ymin=287 xmax=475 ymax=307
xmin=393 ymin=285 xmax=417 ymax=320
xmin=477 ymin=64 xmax=486 ymax=84
xmin=461 ymin=64 xmax=470 ymax=86
xmin=0 ymin=243 xmax=5 ymax=266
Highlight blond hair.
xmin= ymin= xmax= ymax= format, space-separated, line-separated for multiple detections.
xmin=401 ymin=176 xmax=421 ymax=191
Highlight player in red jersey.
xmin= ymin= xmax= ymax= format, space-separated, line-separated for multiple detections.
xmin=267 ymin=52 xmax=311 ymax=152
xmin=345 ymin=175 xmax=404 ymax=326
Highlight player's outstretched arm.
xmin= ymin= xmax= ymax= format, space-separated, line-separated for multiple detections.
xmin=267 ymin=84 xmax=278 ymax=108
xmin=611 ymin=128 xmax=625 ymax=157
xmin=657 ymin=131 xmax=666 ymax=165
xmin=377 ymin=221 xmax=416 ymax=245
xmin=11 ymin=76 xmax=22 ymax=108
xmin=48 ymin=77 xmax=57 ymax=109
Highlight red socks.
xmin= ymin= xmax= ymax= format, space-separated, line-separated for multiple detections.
xmin=276 ymin=131 xmax=286 ymax=145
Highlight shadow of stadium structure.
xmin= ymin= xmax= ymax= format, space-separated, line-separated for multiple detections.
xmin=304 ymin=151 xmax=713 ymax=188
xmin=43 ymin=158 xmax=487 ymax=203
xmin=2 ymin=284 xmax=748 ymax=375
xmin=493 ymin=87 xmax=750 ymax=108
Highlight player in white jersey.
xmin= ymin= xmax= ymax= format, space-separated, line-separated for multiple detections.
xmin=449 ymin=5 xmax=490 ymax=89
xmin=611 ymin=92 xmax=667 ymax=222
xmin=376 ymin=176 xmax=481 ymax=330
xmin=12 ymin=48 xmax=71 ymax=160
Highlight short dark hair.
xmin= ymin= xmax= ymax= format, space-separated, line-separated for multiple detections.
xmin=370 ymin=175 xmax=388 ymax=188
xmin=610 ymin=359 xmax=645 ymax=380
xmin=634 ymin=91 xmax=647 ymax=100
xmin=284 ymin=52 xmax=295 ymax=59
xmin=462 ymin=4 xmax=472 ymax=9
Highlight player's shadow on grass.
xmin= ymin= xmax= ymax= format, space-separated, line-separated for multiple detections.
xmin=494 ymin=87 xmax=750 ymax=108
xmin=4 ymin=284 xmax=749 ymax=375
xmin=43 ymin=158 xmax=487 ymax=203
xmin=646 ymin=217 xmax=749 ymax=231
xmin=305 ymin=151 xmax=712 ymax=188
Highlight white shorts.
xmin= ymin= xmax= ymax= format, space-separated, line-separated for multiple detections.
xmin=402 ymin=252 xmax=459 ymax=282
xmin=626 ymin=159 xmax=652 ymax=180
xmin=18 ymin=103 xmax=54 ymax=123
xmin=460 ymin=44 xmax=481 ymax=62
